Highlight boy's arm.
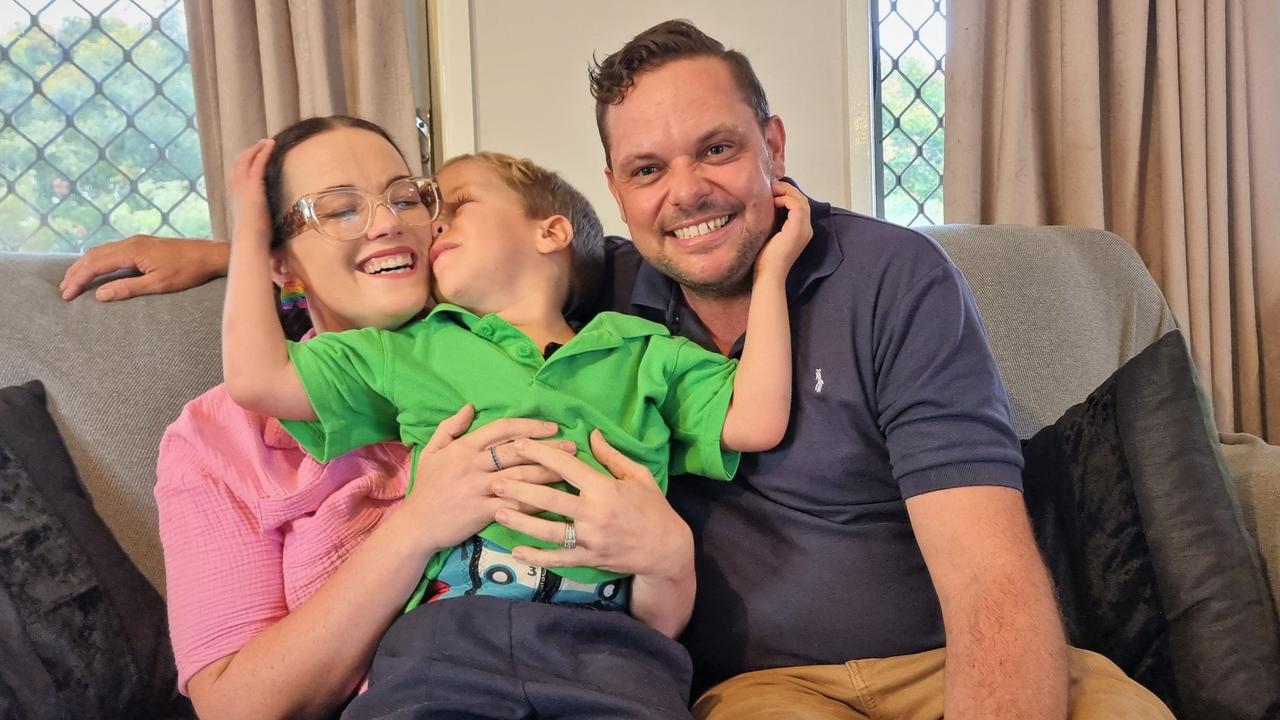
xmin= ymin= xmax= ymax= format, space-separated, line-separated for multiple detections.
xmin=221 ymin=138 xmax=316 ymax=421
xmin=720 ymin=182 xmax=812 ymax=452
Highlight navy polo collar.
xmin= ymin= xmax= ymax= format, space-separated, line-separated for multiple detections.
xmin=629 ymin=177 xmax=844 ymax=320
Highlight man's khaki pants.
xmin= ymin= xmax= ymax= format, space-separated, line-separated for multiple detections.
xmin=693 ymin=647 xmax=1174 ymax=719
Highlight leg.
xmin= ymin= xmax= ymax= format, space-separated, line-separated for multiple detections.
xmin=513 ymin=602 xmax=694 ymax=720
xmin=844 ymin=648 xmax=946 ymax=720
xmin=852 ymin=646 xmax=1175 ymax=720
xmin=1066 ymin=648 xmax=1175 ymax=720
xmin=696 ymin=646 xmax=1174 ymax=720
xmin=692 ymin=665 xmax=870 ymax=720
xmin=341 ymin=597 xmax=531 ymax=720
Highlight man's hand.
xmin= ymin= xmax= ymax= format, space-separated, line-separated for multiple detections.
xmin=492 ymin=430 xmax=696 ymax=637
xmin=403 ymin=405 xmax=574 ymax=554
xmin=59 ymin=235 xmax=229 ymax=302
xmin=753 ymin=180 xmax=813 ymax=282
xmin=493 ymin=429 xmax=685 ymax=577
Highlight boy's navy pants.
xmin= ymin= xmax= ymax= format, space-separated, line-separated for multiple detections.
xmin=341 ymin=594 xmax=694 ymax=719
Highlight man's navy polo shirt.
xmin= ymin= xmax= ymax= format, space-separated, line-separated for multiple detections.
xmin=590 ymin=189 xmax=1025 ymax=693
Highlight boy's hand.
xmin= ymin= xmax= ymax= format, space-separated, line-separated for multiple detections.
xmin=754 ymin=180 xmax=813 ymax=282
xmin=228 ymin=138 xmax=275 ymax=248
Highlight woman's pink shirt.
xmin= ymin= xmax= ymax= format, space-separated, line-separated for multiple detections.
xmin=155 ymin=382 xmax=409 ymax=694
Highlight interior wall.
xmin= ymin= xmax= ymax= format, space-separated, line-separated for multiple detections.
xmin=449 ymin=0 xmax=861 ymax=237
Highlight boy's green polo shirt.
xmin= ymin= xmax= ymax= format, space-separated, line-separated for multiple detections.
xmin=280 ymin=303 xmax=739 ymax=585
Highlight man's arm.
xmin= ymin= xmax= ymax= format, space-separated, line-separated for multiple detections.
xmin=60 ymin=235 xmax=229 ymax=301
xmin=906 ymin=485 xmax=1069 ymax=720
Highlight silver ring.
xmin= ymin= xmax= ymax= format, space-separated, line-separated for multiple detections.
xmin=563 ymin=523 xmax=577 ymax=550
xmin=488 ymin=445 xmax=502 ymax=471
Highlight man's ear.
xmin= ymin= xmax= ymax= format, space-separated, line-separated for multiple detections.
xmin=535 ymin=215 xmax=574 ymax=255
xmin=764 ymin=115 xmax=787 ymax=179
xmin=604 ymin=168 xmax=627 ymax=224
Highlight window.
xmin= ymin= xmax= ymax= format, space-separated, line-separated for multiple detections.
xmin=0 ymin=0 xmax=209 ymax=253
xmin=875 ymin=0 xmax=945 ymax=227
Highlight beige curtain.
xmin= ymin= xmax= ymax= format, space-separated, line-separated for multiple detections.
xmin=184 ymin=0 xmax=421 ymax=240
xmin=946 ymin=0 xmax=1280 ymax=443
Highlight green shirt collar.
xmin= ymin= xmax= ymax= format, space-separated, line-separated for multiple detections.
xmin=424 ymin=303 xmax=670 ymax=358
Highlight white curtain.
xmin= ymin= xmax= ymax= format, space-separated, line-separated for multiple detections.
xmin=184 ymin=0 xmax=421 ymax=240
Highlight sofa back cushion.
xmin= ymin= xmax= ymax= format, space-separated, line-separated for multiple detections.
xmin=0 ymin=252 xmax=224 ymax=592
xmin=923 ymin=224 xmax=1177 ymax=438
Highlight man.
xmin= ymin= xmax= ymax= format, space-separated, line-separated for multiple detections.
xmin=61 ymin=19 xmax=1172 ymax=720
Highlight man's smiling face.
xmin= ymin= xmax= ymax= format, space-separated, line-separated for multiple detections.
xmin=604 ymin=56 xmax=786 ymax=298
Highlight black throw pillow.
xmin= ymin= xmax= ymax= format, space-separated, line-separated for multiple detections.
xmin=1022 ymin=331 xmax=1280 ymax=720
xmin=0 ymin=380 xmax=193 ymax=719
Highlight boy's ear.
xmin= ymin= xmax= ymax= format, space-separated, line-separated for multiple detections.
xmin=535 ymin=214 xmax=574 ymax=255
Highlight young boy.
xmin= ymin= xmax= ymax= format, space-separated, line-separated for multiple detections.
xmin=223 ymin=147 xmax=811 ymax=615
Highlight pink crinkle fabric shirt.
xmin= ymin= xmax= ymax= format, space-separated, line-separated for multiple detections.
xmin=155 ymin=382 xmax=409 ymax=694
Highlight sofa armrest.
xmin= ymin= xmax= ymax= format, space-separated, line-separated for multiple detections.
xmin=1220 ymin=432 xmax=1280 ymax=616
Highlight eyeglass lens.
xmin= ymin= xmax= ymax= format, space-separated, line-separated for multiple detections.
xmin=311 ymin=179 xmax=437 ymax=240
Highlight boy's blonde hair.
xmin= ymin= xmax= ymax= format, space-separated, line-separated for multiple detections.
xmin=438 ymin=152 xmax=605 ymax=318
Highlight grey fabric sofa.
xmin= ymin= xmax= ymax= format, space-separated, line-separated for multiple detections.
xmin=2 ymin=224 xmax=1278 ymax=701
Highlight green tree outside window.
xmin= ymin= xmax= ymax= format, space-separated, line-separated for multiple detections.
xmin=1 ymin=1 xmax=210 ymax=253
xmin=878 ymin=0 xmax=945 ymax=227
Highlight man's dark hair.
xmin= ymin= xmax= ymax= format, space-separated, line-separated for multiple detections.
xmin=588 ymin=19 xmax=771 ymax=166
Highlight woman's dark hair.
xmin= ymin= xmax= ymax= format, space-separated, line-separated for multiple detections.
xmin=264 ymin=115 xmax=405 ymax=249
xmin=264 ymin=115 xmax=407 ymax=339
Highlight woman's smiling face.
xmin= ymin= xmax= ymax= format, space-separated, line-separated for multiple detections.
xmin=272 ymin=126 xmax=432 ymax=333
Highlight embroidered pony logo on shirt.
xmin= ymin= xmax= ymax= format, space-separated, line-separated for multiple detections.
xmin=814 ymin=368 xmax=825 ymax=394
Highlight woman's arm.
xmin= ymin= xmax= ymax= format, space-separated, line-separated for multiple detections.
xmin=183 ymin=477 xmax=450 ymax=719
xmin=220 ymin=139 xmax=315 ymax=420
xmin=719 ymin=182 xmax=812 ymax=452
xmin=167 ymin=405 xmax=565 ymax=720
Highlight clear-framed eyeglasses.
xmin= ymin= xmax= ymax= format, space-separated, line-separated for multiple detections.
xmin=280 ymin=176 xmax=441 ymax=242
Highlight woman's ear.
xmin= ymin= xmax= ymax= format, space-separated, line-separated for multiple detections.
xmin=535 ymin=215 xmax=574 ymax=255
xmin=269 ymin=250 xmax=293 ymax=287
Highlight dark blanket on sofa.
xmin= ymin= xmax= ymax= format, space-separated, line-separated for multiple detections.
xmin=1022 ymin=331 xmax=1280 ymax=720
xmin=0 ymin=380 xmax=193 ymax=720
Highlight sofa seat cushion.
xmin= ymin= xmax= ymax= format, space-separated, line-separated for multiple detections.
xmin=1220 ymin=431 xmax=1280 ymax=615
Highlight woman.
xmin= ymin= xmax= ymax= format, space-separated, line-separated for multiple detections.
xmin=157 ymin=115 xmax=696 ymax=719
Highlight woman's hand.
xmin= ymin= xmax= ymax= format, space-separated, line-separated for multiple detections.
xmin=228 ymin=138 xmax=275 ymax=249
xmin=491 ymin=429 xmax=696 ymax=636
xmin=400 ymin=404 xmax=576 ymax=554
xmin=183 ymin=405 xmax=575 ymax=720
